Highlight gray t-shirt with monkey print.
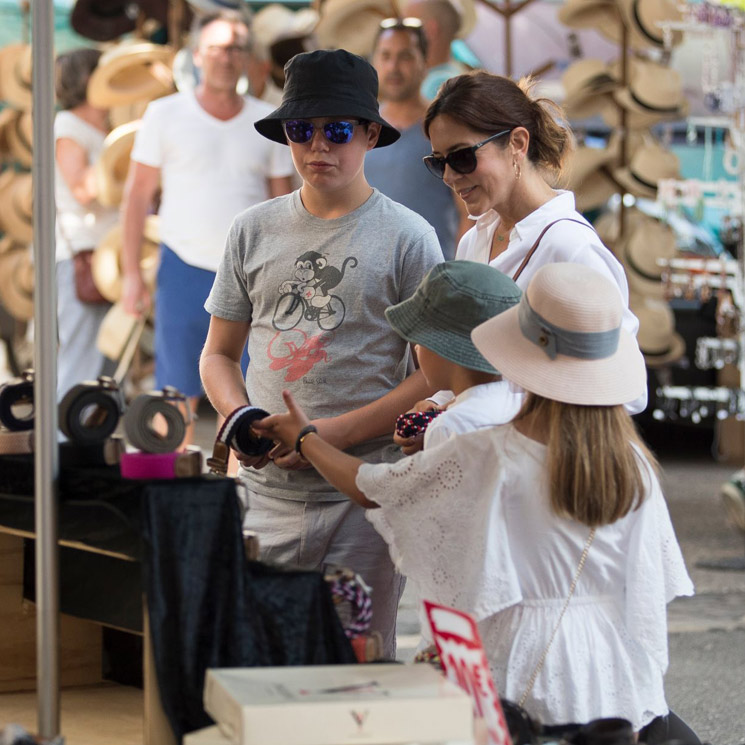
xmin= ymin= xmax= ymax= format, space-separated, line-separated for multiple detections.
xmin=205 ymin=188 xmax=443 ymax=501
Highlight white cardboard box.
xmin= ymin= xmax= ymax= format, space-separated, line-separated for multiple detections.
xmin=204 ymin=664 xmax=474 ymax=745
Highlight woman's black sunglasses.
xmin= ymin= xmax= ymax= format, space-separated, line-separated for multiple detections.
xmin=423 ymin=129 xmax=513 ymax=179
xmin=283 ymin=119 xmax=363 ymax=145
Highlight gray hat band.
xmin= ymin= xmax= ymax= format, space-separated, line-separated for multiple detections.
xmin=518 ymin=295 xmax=621 ymax=361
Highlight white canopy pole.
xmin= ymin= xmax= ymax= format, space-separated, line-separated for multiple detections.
xmin=31 ymin=0 xmax=61 ymax=737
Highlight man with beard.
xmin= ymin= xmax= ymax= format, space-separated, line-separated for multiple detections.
xmin=366 ymin=17 xmax=468 ymax=260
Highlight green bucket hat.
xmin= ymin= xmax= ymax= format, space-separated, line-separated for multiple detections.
xmin=385 ymin=260 xmax=522 ymax=374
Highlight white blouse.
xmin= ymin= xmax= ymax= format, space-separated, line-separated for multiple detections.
xmin=358 ymin=424 xmax=693 ymax=730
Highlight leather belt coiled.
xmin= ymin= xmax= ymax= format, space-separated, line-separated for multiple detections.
xmin=59 ymin=376 xmax=123 ymax=444
xmin=0 ymin=369 xmax=35 ymax=431
xmin=123 ymin=387 xmax=188 ymax=454
xmin=120 ymin=447 xmax=203 ymax=479
xmin=207 ymin=405 xmax=272 ymax=475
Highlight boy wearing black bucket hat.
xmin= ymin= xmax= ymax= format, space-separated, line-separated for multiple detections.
xmin=201 ymin=49 xmax=443 ymax=657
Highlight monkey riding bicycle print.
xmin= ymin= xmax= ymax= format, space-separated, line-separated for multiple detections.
xmin=272 ymin=252 xmax=358 ymax=332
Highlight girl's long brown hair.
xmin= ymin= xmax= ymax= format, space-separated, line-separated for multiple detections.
xmin=516 ymin=394 xmax=658 ymax=527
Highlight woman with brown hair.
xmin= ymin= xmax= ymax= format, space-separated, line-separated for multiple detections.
xmin=253 ymin=263 xmax=694 ymax=741
xmin=394 ymin=71 xmax=647 ymax=453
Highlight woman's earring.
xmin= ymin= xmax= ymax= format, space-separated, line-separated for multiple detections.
xmin=513 ymin=159 xmax=521 ymax=181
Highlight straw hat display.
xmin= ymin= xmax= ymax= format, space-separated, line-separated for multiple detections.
xmin=621 ymin=217 xmax=677 ymax=299
xmin=4 ymin=110 xmax=33 ymax=168
xmin=613 ymin=141 xmax=680 ymax=199
xmin=0 ymin=247 xmax=34 ymax=322
xmin=0 ymin=44 xmax=32 ymax=110
xmin=87 ymin=42 xmax=175 ymax=109
xmin=314 ymin=0 xmax=398 ymax=57
xmin=561 ymin=58 xmax=618 ymax=120
xmin=91 ymin=216 xmax=160 ymax=303
xmin=96 ymin=120 xmax=141 ymax=208
xmin=631 ymin=293 xmax=686 ymax=367
xmin=593 ymin=206 xmax=645 ymax=253
xmin=0 ymin=171 xmax=33 ymax=244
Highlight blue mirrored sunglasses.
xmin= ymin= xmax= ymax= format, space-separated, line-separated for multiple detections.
xmin=283 ymin=120 xmax=363 ymax=145
xmin=423 ymin=129 xmax=513 ymax=179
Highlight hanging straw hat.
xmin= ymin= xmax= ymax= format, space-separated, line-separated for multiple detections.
xmin=0 ymin=247 xmax=34 ymax=321
xmin=87 ymin=42 xmax=175 ymax=109
xmin=613 ymin=140 xmax=680 ymax=199
xmin=91 ymin=216 xmax=160 ymax=303
xmin=0 ymin=171 xmax=33 ymax=245
xmin=95 ymin=119 xmax=141 ymax=208
xmin=561 ymin=58 xmax=618 ymax=120
xmin=568 ymin=144 xmax=619 ymax=212
xmin=0 ymin=107 xmax=14 ymax=160
xmin=314 ymin=0 xmax=398 ymax=57
xmin=630 ymin=293 xmax=685 ymax=367
xmin=0 ymin=234 xmax=27 ymax=256
xmin=592 ymin=205 xmax=645 ymax=251
xmin=620 ymin=216 xmax=677 ymax=299
xmin=4 ymin=110 xmax=33 ymax=168
xmin=471 ymin=262 xmax=646 ymax=406
xmin=252 ymin=4 xmax=320 ymax=50
xmin=612 ymin=58 xmax=687 ymax=122
xmin=0 ymin=44 xmax=33 ymax=110
xmin=558 ymin=0 xmax=620 ymax=34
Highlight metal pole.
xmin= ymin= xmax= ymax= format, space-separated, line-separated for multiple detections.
xmin=31 ymin=0 xmax=61 ymax=737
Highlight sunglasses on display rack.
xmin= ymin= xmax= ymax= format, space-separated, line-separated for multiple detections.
xmin=423 ymin=129 xmax=514 ymax=179
xmin=283 ymin=120 xmax=364 ymax=145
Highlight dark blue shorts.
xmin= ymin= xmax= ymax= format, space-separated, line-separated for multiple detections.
xmin=155 ymin=244 xmax=248 ymax=398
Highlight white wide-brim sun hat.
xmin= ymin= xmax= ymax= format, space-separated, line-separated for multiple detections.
xmin=471 ymin=263 xmax=646 ymax=406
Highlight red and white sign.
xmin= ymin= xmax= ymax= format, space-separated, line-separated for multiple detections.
xmin=424 ymin=601 xmax=512 ymax=745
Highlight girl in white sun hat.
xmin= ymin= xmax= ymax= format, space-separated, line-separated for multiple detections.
xmin=253 ymin=262 xmax=694 ymax=741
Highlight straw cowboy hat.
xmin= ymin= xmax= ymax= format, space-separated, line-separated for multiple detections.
xmin=70 ymin=0 xmax=171 ymax=42
xmin=621 ymin=217 xmax=677 ymax=299
xmin=91 ymin=216 xmax=160 ymax=303
xmin=472 ymin=262 xmax=646 ymax=406
xmin=630 ymin=293 xmax=685 ymax=367
xmin=0 ymin=247 xmax=34 ymax=322
xmin=95 ymin=119 xmax=141 ymax=208
xmin=252 ymin=4 xmax=319 ymax=50
xmin=87 ymin=42 xmax=175 ymax=109
xmin=561 ymin=58 xmax=618 ymax=120
xmin=613 ymin=58 xmax=687 ymax=122
xmin=613 ymin=140 xmax=680 ymax=199
xmin=314 ymin=0 xmax=398 ymax=57
xmin=0 ymin=171 xmax=33 ymax=245
xmin=4 ymin=110 xmax=33 ymax=168
xmin=0 ymin=44 xmax=32 ymax=110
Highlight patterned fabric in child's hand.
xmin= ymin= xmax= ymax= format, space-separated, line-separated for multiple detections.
xmin=395 ymin=409 xmax=444 ymax=439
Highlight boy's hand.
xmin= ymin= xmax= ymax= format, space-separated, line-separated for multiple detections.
xmin=392 ymin=399 xmax=439 ymax=455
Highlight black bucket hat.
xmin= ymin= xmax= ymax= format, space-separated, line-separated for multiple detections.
xmin=254 ymin=49 xmax=400 ymax=148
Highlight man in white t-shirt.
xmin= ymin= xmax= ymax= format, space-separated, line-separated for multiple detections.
xmin=121 ymin=10 xmax=295 ymax=443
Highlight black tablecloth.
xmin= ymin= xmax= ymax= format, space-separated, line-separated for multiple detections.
xmin=0 ymin=456 xmax=356 ymax=740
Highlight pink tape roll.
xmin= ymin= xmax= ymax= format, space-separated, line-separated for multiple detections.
xmin=120 ymin=449 xmax=202 ymax=480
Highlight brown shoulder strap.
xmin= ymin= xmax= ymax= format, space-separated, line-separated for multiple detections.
xmin=511 ymin=218 xmax=596 ymax=282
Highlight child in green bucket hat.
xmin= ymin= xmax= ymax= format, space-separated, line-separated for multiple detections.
xmin=384 ymin=259 xmax=522 ymax=449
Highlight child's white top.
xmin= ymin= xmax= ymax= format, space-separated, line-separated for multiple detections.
xmin=423 ymin=381 xmax=523 ymax=450
xmin=359 ymin=424 xmax=693 ymax=730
